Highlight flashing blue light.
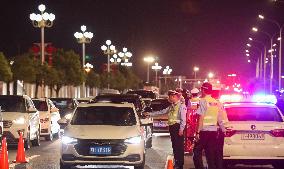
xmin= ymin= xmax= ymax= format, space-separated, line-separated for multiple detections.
xmin=252 ymin=94 xmax=277 ymax=104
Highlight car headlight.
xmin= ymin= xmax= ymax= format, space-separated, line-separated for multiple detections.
xmin=13 ymin=117 xmax=25 ymax=124
xmin=124 ymin=136 xmax=142 ymax=144
xmin=61 ymin=136 xmax=77 ymax=145
xmin=64 ymin=113 xmax=72 ymax=120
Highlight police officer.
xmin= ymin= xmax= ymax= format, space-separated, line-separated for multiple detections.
xmin=145 ymin=90 xmax=187 ymax=169
xmin=193 ymin=82 xmax=226 ymax=169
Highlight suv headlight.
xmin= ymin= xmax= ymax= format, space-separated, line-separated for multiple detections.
xmin=13 ymin=117 xmax=25 ymax=124
xmin=124 ymin=136 xmax=142 ymax=144
xmin=61 ymin=136 xmax=77 ymax=145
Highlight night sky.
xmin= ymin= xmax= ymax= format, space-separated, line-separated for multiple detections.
xmin=0 ymin=0 xmax=283 ymax=82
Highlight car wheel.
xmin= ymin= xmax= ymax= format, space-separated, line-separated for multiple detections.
xmin=31 ymin=128 xmax=40 ymax=146
xmin=24 ymin=132 xmax=31 ymax=150
xmin=60 ymin=160 xmax=71 ymax=169
xmin=134 ymin=154 xmax=145 ymax=169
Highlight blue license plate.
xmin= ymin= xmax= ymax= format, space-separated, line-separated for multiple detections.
xmin=89 ymin=146 xmax=112 ymax=155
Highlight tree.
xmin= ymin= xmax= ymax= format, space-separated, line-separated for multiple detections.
xmin=0 ymin=52 xmax=12 ymax=82
xmin=52 ymin=49 xmax=85 ymax=97
xmin=119 ymin=66 xmax=142 ymax=89
xmin=86 ymin=70 xmax=100 ymax=88
xmin=12 ymin=53 xmax=37 ymax=94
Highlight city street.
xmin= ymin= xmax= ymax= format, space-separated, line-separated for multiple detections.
xmin=6 ymin=133 xmax=274 ymax=169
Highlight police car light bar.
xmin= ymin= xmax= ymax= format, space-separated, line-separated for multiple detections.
xmin=220 ymin=94 xmax=277 ymax=104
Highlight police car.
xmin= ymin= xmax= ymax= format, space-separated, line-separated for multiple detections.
xmin=59 ymin=102 xmax=146 ymax=169
xmin=221 ymin=94 xmax=284 ymax=169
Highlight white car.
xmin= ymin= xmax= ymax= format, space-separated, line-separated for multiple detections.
xmin=223 ymin=97 xmax=284 ymax=169
xmin=0 ymin=95 xmax=41 ymax=149
xmin=59 ymin=102 xmax=146 ymax=169
xmin=32 ymin=98 xmax=61 ymax=141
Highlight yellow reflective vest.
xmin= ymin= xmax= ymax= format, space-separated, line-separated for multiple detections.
xmin=202 ymin=95 xmax=220 ymax=126
xmin=168 ymin=103 xmax=180 ymax=125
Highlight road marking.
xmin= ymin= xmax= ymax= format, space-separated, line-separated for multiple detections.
xmin=27 ymin=154 xmax=40 ymax=160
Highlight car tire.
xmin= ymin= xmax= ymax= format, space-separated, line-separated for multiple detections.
xmin=24 ymin=132 xmax=31 ymax=150
xmin=60 ymin=160 xmax=71 ymax=169
xmin=134 ymin=154 xmax=145 ymax=169
xmin=31 ymin=128 xmax=40 ymax=146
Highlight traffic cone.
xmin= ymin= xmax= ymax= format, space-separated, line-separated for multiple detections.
xmin=0 ymin=137 xmax=9 ymax=169
xmin=167 ymin=159 xmax=174 ymax=169
xmin=13 ymin=132 xmax=28 ymax=163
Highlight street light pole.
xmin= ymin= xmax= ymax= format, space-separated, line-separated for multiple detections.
xmin=152 ymin=62 xmax=162 ymax=87
xmin=74 ymin=25 xmax=93 ymax=97
xmin=143 ymin=56 xmax=155 ymax=83
xmin=101 ymin=40 xmax=116 ymax=89
xmin=193 ymin=66 xmax=199 ymax=88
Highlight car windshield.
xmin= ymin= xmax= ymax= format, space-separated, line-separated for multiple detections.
xmin=225 ymin=107 xmax=283 ymax=122
xmin=33 ymin=100 xmax=48 ymax=111
xmin=0 ymin=97 xmax=25 ymax=112
xmin=71 ymin=106 xmax=136 ymax=126
xmin=50 ymin=99 xmax=73 ymax=109
xmin=127 ymin=91 xmax=156 ymax=99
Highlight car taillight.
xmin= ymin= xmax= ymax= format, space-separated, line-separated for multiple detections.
xmin=224 ymin=129 xmax=236 ymax=137
xmin=270 ymin=129 xmax=284 ymax=137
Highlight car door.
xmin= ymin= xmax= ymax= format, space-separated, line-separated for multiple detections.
xmin=26 ymin=97 xmax=40 ymax=139
xmin=48 ymin=99 xmax=61 ymax=134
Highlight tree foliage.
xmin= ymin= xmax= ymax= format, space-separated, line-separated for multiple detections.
xmin=0 ymin=52 xmax=12 ymax=82
xmin=12 ymin=53 xmax=36 ymax=83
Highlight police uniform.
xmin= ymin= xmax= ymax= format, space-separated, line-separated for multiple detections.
xmin=193 ymin=94 xmax=225 ymax=169
xmin=149 ymin=91 xmax=187 ymax=169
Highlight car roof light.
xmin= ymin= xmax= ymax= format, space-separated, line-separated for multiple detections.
xmin=220 ymin=94 xmax=277 ymax=104
xmin=252 ymin=94 xmax=277 ymax=104
xmin=220 ymin=94 xmax=242 ymax=103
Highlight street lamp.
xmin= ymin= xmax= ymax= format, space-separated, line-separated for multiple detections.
xmin=84 ymin=63 xmax=93 ymax=73
xmin=30 ymin=4 xmax=55 ymax=65
xmin=143 ymin=56 xmax=155 ymax=83
xmin=74 ymin=25 xmax=93 ymax=97
xmin=208 ymin=72 xmax=214 ymax=79
xmin=110 ymin=54 xmax=122 ymax=65
xmin=252 ymin=27 xmax=275 ymax=93
xmin=258 ymin=14 xmax=284 ymax=90
xmin=246 ymin=43 xmax=264 ymax=79
xmin=151 ymin=62 xmax=162 ymax=86
xmin=101 ymin=40 xmax=116 ymax=89
xmin=118 ymin=47 xmax=133 ymax=67
xmin=193 ymin=66 xmax=199 ymax=79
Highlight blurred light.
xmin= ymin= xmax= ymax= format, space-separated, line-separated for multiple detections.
xmin=245 ymin=50 xmax=249 ymax=53
xmin=106 ymin=40 xmax=111 ymax=45
xmin=208 ymin=72 xmax=214 ymax=78
xmin=248 ymin=59 xmax=251 ymax=63
xmin=278 ymin=37 xmax=281 ymax=41
xmin=144 ymin=56 xmax=155 ymax=63
xmin=258 ymin=14 xmax=264 ymax=19
xmin=246 ymin=43 xmax=251 ymax=47
xmin=252 ymin=94 xmax=277 ymax=104
xmin=246 ymin=53 xmax=250 ymax=56
xmin=38 ymin=4 xmax=46 ymax=12
xmin=273 ymin=44 xmax=277 ymax=47
xmin=194 ymin=66 xmax=199 ymax=72
xmin=81 ymin=25 xmax=86 ymax=32
xmin=248 ymin=37 xmax=253 ymax=41
xmin=252 ymin=27 xmax=258 ymax=32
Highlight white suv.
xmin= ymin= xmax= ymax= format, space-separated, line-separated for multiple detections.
xmin=32 ymin=98 xmax=61 ymax=141
xmin=0 ymin=95 xmax=41 ymax=149
xmin=59 ymin=102 xmax=145 ymax=169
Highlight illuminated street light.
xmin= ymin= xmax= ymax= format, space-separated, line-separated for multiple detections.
xmin=246 ymin=43 xmax=251 ymax=47
xmin=30 ymin=4 xmax=55 ymax=65
xmin=193 ymin=66 xmax=199 ymax=79
xmin=101 ymin=40 xmax=116 ymax=89
xmin=84 ymin=63 xmax=93 ymax=73
xmin=246 ymin=53 xmax=250 ymax=56
xmin=143 ymin=56 xmax=155 ymax=83
xmin=118 ymin=47 xmax=133 ymax=67
xmin=258 ymin=14 xmax=284 ymax=90
xmin=151 ymin=62 xmax=162 ymax=86
xmin=208 ymin=72 xmax=214 ymax=78
xmin=74 ymin=25 xmax=93 ymax=97
xmin=110 ymin=54 xmax=122 ymax=64
xmin=163 ymin=66 xmax=173 ymax=75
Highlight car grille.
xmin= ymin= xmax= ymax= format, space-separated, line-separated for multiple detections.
xmin=3 ymin=120 xmax=12 ymax=128
xmin=74 ymin=139 xmax=127 ymax=156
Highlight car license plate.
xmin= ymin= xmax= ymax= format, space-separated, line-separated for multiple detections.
xmin=89 ymin=146 xmax=112 ymax=155
xmin=241 ymin=133 xmax=265 ymax=140
xmin=154 ymin=121 xmax=168 ymax=127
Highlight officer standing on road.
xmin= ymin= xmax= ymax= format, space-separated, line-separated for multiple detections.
xmin=193 ymin=82 xmax=226 ymax=169
xmin=144 ymin=90 xmax=187 ymax=169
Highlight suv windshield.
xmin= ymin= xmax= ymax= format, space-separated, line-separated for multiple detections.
xmin=0 ymin=97 xmax=25 ymax=112
xmin=33 ymin=100 xmax=48 ymax=111
xmin=71 ymin=106 xmax=136 ymax=126
xmin=225 ymin=107 xmax=283 ymax=122
xmin=127 ymin=91 xmax=156 ymax=99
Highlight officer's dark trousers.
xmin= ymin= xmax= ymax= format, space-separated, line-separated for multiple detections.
xmin=193 ymin=131 xmax=218 ymax=169
xmin=216 ymin=129 xmax=224 ymax=169
xmin=169 ymin=123 xmax=184 ymax=169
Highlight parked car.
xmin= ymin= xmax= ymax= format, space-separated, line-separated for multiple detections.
xmin=76 ymin=97 xmax=93 ymax=104
xmin=50 ymin=98 xmax=78 ymax=121
xmin=93 ymin=94 xmax=153 ymax=148
xmin=59 ymin=102 xmax=146 ymax=169
xmin=0 ymin=95 xmax=40 ymax=149
xmin=150 ymin=98 xmax=171 ymax=133
xmin=32 ymin=98 xmax=61 ymax=141
xmin=126 ymin=90 xmax=158 ymax=107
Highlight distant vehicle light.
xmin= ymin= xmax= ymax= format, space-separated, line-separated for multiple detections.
xmin=220 ymin=94 xmax=277 ymax=104
xmin=252 ymin=94 xmax=277 ymax=104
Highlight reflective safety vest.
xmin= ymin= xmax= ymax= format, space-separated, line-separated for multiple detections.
xmin=202 ymin=95 xmax=219 ymax=126
xmin=168 ymin=103 xmax=181 ymax=125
